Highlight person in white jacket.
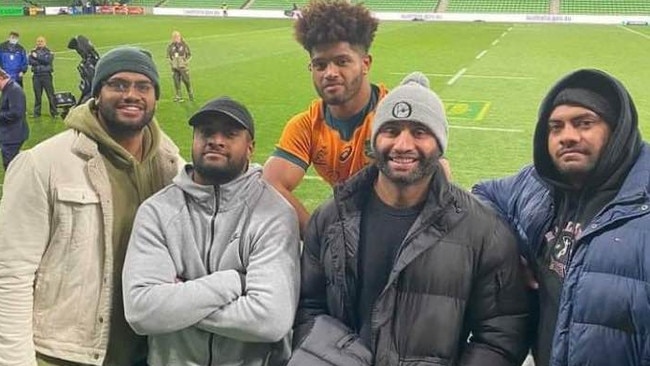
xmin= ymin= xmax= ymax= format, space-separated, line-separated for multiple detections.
xmin=123 ymin=96 xmax=301 ymax=366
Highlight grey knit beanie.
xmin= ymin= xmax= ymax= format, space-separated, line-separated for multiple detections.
xmin=91 ymin=46 xmax=160 ymax=99
xmin=372 ymin=72 xmax=448 ymax=154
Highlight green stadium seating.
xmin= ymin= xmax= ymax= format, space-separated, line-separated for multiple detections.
xmin=354 ymin=0 xmax=438 ymax=12
xmin=247 ymin=0 xmax=437 ymax=11
xmin=30 ymin=0 xmax=68 ymax=7
xmin=24 ymin=0 xmax=650 ymax=15
xmin=561 ymin=0 xmax=650 ymax=15
xmin=446 ymin=0 xmax=549 ymax=13
xmin=247 ymin=0 xmax=307 ymax=10
xmin=3 ymin=0 xmax=26 ymax=6
xmin=129 ymin=0 xmax=160 ymax=6
xmin=160 ymin=0 xmax=245 ymax=8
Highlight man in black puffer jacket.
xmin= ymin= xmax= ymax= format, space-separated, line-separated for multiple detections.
xmin=28 ymin=36 xmax=58 ymax=118
xmin=292 ymin=72 xmax=530 ymax=366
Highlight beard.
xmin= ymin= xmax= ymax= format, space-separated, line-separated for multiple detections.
xmin=97 ymin=99 xmax=155 ymax=138
xmin=192 ymin=152 xmax=248 ymax=186
xmin=315 ymin=72 xmax=364 ymax=106
xmin=375 ymin=150 xmax=439 ymax=186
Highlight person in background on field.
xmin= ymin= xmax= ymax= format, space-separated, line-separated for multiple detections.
xmin=473 ymin=68 xmax=650 ymax=366
xmin=263 ymin=0 xmax=388 ymax=237
xmin=167 ymin=30 xmax=193 ymax=102
xmin=0 ymin=46 xmax=182 ymax=366
xmin=0 ymin=67 xmax=28 ymax=170
xmin=28 ymin=36 xmax=58 ymax=118
xmin=291 ymin=72 xmax=529 ymax=366
xmin=221 ymin=2 xmax=228 ymax=16
xmin=123 ymin=96 xmax=300 ymax=366
xmin=0 ymin=31 xmax=28 ymax=88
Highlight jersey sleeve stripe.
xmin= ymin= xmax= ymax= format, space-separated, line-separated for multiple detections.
xmin=271 ymin=148 xmax=310 ymax=171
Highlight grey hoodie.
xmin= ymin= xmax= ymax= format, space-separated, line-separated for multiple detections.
xmin=123 ymin=163 xmax=300 ymax=366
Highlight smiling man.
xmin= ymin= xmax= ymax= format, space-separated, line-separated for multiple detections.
xmin=263 ymin=0 xmax=388 ymax=236
xmin=291 ymin=73 xmax=529 ymax=366
xmin=473 ymin=69 xmax=649 ymax=366
xmin=0 ymin=46 xmax=182 ymax=366
xmin=123 ymin=97 xmax=300 ymax=366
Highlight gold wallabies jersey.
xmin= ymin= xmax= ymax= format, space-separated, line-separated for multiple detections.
xmin=274 ymin=84 xmax=388 ymax=186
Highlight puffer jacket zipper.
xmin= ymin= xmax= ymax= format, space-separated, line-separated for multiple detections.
xmin=206 ymin=185 xmax=220 ymax=366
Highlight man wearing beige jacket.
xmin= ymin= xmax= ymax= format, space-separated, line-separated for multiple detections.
xmin=0 ymin=46 xmax=182 ymax=366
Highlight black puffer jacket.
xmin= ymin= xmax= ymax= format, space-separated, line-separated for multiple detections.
xmin=294 ymin=165 xmax=530 ymax=366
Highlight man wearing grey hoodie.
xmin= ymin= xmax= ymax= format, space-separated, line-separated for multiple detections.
xmin=123 ymin=97 xmax=301 ymax=366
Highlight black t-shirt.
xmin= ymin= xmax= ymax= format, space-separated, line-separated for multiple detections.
xmin=534 ymin=186 xmax=614 ymax=365
xmin=535 ymin=214 xmax=581 ymax=366
xmin=357 ymin=190 xmax=422 ymax=346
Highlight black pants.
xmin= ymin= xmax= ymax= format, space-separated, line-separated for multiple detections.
xmin=1 ymin=142 xmax=23 ymax=170
xmin=33 ymin=73 xmax=57 ymax=117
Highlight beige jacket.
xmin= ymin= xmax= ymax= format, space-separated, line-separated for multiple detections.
xmin=0 ymin=106 xmax=181 ymax=365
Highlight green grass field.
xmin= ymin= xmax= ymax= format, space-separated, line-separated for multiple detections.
xmin=1 ymin=15 xmax=650 ymax=210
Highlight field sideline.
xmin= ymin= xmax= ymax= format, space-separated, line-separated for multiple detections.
xmin=1 ymin=15 xmax=649 ymax=208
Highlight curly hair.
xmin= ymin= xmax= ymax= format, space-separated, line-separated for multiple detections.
xmin=294 ymin=0 xmax=379 ymax=54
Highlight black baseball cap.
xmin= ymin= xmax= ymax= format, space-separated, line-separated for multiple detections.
xmin=188 ymin=97 xmax=255 ymax=139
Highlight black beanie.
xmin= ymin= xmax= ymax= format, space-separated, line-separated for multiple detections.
xmin=91 ymin=46 xmax=160 ymax=99
xmin=552 ymin=87 xmax=616 ymax=126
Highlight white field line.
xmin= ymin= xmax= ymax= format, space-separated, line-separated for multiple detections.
xmin=390 ymin=72 xmax=533 ymax=81
xmin=54 ymin=26 xmax=288 ymax=55
xmin=618 ymin=25 xmax=650 ymax=40
xmin=447 ymin=68 xmax=467 ymax=85
xmin=493 ymin=27 xmax=509 ymax=45
xmin=475 ymin=50 xmax=488 ymax=59
xmin=453 ymin=74 xmax=533 ymax=80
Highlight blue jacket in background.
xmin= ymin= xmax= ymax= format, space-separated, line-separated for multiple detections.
xmin=473 ymin=144 xmax=650 ymax=366
xmin=0 ymin=41 xmax=28 ymax=81
xmin=0 ymin=79 xmax=28 ymax=144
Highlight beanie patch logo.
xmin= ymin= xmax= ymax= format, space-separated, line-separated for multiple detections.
xmin=392 ymin=102 xmax=412 ymax=119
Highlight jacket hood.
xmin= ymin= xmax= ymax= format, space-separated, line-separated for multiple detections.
xmin=173 ymin=163 xmax=263 ymax=211
xmin=533 ymin=69 xmax=642 ymax=193
xmin=64 ymin=99 xmax=162 ymax=168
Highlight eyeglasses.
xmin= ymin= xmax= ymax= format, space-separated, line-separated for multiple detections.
xmin=103 ymin=79 xmax=154 ymax=95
